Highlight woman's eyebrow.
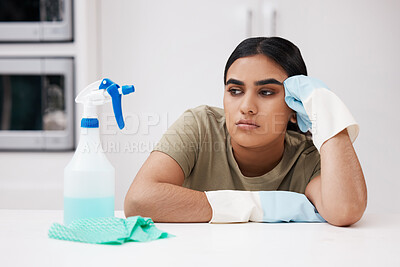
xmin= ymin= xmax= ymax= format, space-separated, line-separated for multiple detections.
xmin=226 ymin=78 xmax=283 ymax=86
xmin=226 ymin=78 xmax=244 ymax=86
xmin=254 ymin=78 xmax=283 ymax=86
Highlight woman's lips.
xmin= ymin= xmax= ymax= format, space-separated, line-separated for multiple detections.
xmin=236 ymin=124 xmax=259 ymax=130
xmin=235 ymin=119 xmax=260 ymax=130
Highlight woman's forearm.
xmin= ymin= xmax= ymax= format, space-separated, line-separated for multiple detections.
xmin=319 ymin=128 xmax=367 ymax=225
xmin=124 ymin=181 xmax=213 ymax=223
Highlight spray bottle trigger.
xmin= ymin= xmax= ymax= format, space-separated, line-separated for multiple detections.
xmin=99 ymin=78 xmax=119 ymax=90
xmin=106 ymin=83 xmax=125 ymax=129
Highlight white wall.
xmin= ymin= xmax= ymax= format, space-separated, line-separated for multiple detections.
xmin=1 ymin=0 xmax=399 ymax=213
xmin=274 ymin=0 xmax=400 ymax=213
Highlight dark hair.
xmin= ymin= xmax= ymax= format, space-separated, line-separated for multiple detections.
xmin=224 ymin=36 xmax=309 ymax=136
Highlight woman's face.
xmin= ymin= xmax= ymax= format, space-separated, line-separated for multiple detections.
xmin=223 ymin=54 xmax=296 ymax=149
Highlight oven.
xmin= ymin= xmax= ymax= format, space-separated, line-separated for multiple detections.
xmin=0 ymin=57 xmax=74 ymax=150
xmin=0 ymin=0 xmax=73 ymax=42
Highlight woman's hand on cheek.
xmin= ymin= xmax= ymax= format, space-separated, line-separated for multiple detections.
xmin=283 ymin=75 xmax=359 ymax=151
xmin=283 ymin=75 xmax=330 ymax=133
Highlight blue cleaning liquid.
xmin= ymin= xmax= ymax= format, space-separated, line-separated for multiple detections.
xmin=64 ymin=196 xmax=115 ymax=226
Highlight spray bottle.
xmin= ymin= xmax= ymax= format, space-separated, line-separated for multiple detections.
xmin=63 ymin=78 xmax=135 ymax=225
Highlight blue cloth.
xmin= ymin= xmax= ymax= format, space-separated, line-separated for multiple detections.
xmin=283 ymin=75 xmax=330 ymax=132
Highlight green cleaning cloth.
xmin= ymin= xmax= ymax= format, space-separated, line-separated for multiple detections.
xmin=48 ymin=216 xmax=174 ymax=245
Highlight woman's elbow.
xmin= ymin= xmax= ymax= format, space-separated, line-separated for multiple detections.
xmin=124 ymin=194 xmax=138 ymax=218
xmin=326 ymin=205 xmax=366 ymax=227
xmin=124 ymin=187 xmax=146 ymax=218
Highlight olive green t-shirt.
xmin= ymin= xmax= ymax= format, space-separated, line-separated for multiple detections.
xmin=152 ymin=105 xmax=321 ymax=194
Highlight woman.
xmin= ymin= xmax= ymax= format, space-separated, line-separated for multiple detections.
xmin=124 ymin=37 xmax=367 ymax=226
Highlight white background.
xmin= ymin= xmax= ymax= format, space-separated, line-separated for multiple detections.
xmin=0 ymin=0 xmax=399 ymax=214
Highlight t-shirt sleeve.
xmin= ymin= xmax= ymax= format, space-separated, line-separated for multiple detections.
xmin=309 ymin=158 xmax=321 ymax=181
xmin=307 ymin=144 xmax=321 ymax=182
xmin=152 ymin=109 xmax=201 ymax=178
xmin=302 ymin=141 xmax=321 ymax=184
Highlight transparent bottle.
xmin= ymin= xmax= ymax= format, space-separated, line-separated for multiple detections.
xmin=63 ymin=118 xmax=115 ymax=225
xmin=63 ymin=78 xmax=134 ymax=225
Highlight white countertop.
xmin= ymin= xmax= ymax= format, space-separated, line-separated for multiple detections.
xmin=0 ymin=210 xmax=399 ymax=267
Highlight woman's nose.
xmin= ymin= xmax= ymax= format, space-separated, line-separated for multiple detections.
xmin=239 ymin=93 xmax=258 ymax=115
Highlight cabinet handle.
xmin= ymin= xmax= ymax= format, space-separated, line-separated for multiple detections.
xmin=262 ymin=2 xmax=277 ymax=36
xmin=245 ymin=2 xmax=277 ymax=37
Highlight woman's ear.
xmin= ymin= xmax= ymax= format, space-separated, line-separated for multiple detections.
xmin=289 ymin=113 xmax=297 ymax=124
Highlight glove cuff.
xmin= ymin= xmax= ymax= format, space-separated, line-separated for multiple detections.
xmin=303 ymin=88 xmax=360 ymax=151
xmin=205 ymin=190 xmax=262 ymax=223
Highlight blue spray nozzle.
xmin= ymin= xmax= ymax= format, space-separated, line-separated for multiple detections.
xmin=98 ymin=78 xmax=134 ymax=130
xmin=122 ymin=85 xmax=135 ymax=95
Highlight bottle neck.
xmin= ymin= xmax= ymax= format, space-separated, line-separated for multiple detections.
xmin=76 ymin=126 xmax=102 ymax=153
xmin=80 ymin=126 xmax=100 ymax=142
xmin=83 ymin=104 xmax=98 ymax=118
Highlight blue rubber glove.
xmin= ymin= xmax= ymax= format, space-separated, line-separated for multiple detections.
xmin=283 ymin=75 xmax=330 ymax=132
xmin=259 ymin=191 xmax=325 ymax=223
xmin=283 ymin=75 xmax=359 ymax=151
xmin=205 ymin=190 xmax=326 ymax=223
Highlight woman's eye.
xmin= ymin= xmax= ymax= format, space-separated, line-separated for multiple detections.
xmin=260 ymin=90 xmax=274 ymax=96
xmin=228 ymin=88 xmax=242 ymax=95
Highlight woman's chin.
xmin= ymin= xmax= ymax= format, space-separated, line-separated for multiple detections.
xmin=231 ymin=135 xmax=266 ymax=149
xmin=230 ymin=130 xmax=285 ymax=149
